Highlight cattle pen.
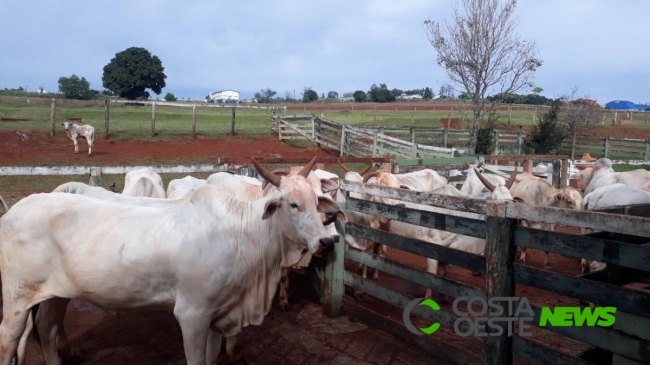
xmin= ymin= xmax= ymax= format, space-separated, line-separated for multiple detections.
xmin=307 ymin=180 xmax=650 ymax=365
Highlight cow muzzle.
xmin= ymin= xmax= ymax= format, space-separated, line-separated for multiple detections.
xmin=318 ymin=236 xmax=335 ymax=255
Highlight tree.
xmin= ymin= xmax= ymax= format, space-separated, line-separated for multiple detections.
xmin=368 ymin=84 xmax=395 ymax=103
xmin=58 ymin=75 xmax=93 ymax=100
xmin=524 ymin=102 xmax=566 ymax=155
xmin=353 ymin=90 xmax=366 ymax=102
xmin=559 ymin=87 xmax=601 ymax=160
xmin=439 ymin=84 xmax=454 ymax=98
xmin=327 ymin=91 xmax=339 ymax=99
xmin=475 ymin=109 xmax=499 ymax=155
xmin=424 ymin=0 xmax=542 ymax=154
xmin=284 ymin=91 xmax=294 ymax=100
xmin=102 ymin=47 xmax=166 ymax=100
xmin=254 ymin=88 xmax=277 ymax=103
xmin=302 ymin=87 xmax=318 ymax=102
xmin=423 ymin=87 xmax=433 ymax=99
xmin=164 ymin=93 xmax=177 ymax=101
xmin=342 ymin=92 xmax=354 ymax=98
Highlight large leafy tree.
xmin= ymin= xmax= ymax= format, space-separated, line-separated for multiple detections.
xmin=102 ymin=47 xmax=167 ymax=100
xmin=424 ymin=0 xmax=542 ymax=154
xmin=58 ymin=75 xmax=93 ymax=100
xmin=254 ymin=88 xmax=277 ymax=103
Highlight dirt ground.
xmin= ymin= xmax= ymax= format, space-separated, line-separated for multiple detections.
xmin=0 ymin=131 xmax=596 ymax=364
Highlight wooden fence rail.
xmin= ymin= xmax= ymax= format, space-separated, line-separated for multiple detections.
xmin=319 ymin=180 xmax=650 ymax=365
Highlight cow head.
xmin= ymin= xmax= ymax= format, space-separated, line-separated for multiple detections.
xmin=461 ymin=161 xmax=483 ymax=175
xmin=363 ymin=171 xmax=402 ymax=224
xmin=61 ymin=121 xmax=71 ymax=131
xmin=474 ymin=167 xmax=518 ymax=201
xmin=553 ymin=187 xmax=583 ymax=210
xmin=252 ymin=157 xmax=346 ymax=258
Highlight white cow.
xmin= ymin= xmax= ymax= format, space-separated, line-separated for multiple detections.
xmin=582 ymin=158 xmax=650 ymax=195
xmin=460 ymin=162 xmax=507 ymax=195
xmin=122 ymin=167 xmax=166 ymax=198
xmin=393 ymin=169 xmax=448 ymax=192
xmin=0 ymin=159 xmax=342 ymax=365
xmin=167 ymin=176 xmax=207 ymax=199
xmin=510 ymin=173 xmax=583 ymax=269
xmin=62 ymin=121 xmax=95 ymax=155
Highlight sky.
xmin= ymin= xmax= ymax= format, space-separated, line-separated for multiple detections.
xmin=1 ymin=0 xmax=648 ymax=105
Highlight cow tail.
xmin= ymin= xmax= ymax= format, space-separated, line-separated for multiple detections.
xmin=30 ymin=304 xmax=41 ymax=344
xmin=0 ymin=194 xmax=8 ymax=213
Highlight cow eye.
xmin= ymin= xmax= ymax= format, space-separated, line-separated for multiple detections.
xmin=290 ymin=203 xmax=299 ymax=209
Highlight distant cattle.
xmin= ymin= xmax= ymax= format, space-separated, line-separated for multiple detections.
xmin=62 ymin=121 xmax=95 ymax=155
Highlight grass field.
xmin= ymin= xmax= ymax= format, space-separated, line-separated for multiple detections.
xmin=4 ymin=96 xmax=649 ymax=141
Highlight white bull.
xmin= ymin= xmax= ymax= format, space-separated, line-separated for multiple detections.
xmin=122 ymin=167 xmax=166 ymax=198
xmin=393 ymin=168 xmax=448 ymax=191
xmin=459 ymin=162 xmax=507 ymax=195
xmin=582 ymin=158 xmax=650 ymax=195
xmin=0 ymin=159 xmax=341 ymax=365
xmin=510 ymin=172 xmax=583 ymax=269
xmin=62 ymin=121 xmax=95 ymax=155
xmin=167 ymin=176 xmax=207 ymax=199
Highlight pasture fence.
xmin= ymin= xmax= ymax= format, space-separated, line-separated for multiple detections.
xmin=312 ymin=180 xmax=650 ymax=365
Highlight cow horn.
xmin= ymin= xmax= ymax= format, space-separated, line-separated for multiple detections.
xmin=505 ymin=165 xmax=518 ymax=189
xmin=474 ymin=168 xmax=496 ymax=192
xmin=251 ymin=158 xmax=282 ymax=188
xmin=363 ymin=171 xmax=381 ymax=183
xmin=339 ymin=160 xmax=351 ymax=173
xmin=463 ymin=162 xmax=470 ymax=169
xmin=358 ymin=164 xmax=373 ymax=176
xmin=297 ymin=156 xmax=317 ymax=179
xmin=261 ymin=168 xmax=292 ymax=189
xmin=477 ymin=162 xmax=483 ymax=168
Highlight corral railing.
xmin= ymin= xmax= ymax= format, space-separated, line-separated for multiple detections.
xmin=318 ymin=181 xmax=650 ymax=365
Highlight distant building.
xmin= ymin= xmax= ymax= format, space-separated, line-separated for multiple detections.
xmin=396 ymin=93 xmax=423 ymax=100
xmin=208 ymin=90 xmax=239 ymax=102
xmin=339 ymin=97 xmax=354 ymax=102
xmin=605 ymin=100 xmax=650 ymax=111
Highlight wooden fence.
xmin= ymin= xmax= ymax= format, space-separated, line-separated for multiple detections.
xmin=314 ymin=181 xmax=650 ymax=365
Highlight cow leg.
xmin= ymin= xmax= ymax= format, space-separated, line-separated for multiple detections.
xmin=175 ymin=308 xmax=211 ymax=365
xmin=206 ymin=330 xmax=222 ymax=365
xmin=224 ymin=335 xmax=242 ymax=363
xmin=278 ymin=267 xmax=289 ymax=312
xmin=353 ymin=264 xmax=366 ymax=302
xmin=543 ymin=251 xmax=551 ymax=269
xmin=518 ymin=247 xmax=528 ymax=264
xmin=15 ymin=310 xmax=33 ymax=365
xmin=0 ymin=301 xmax=32 ymax=365
xmin=72 ymin=139 xmax=79 ymax=154
xmin=437 ymin=263 xmax=450 ymax=304
xmin=34 ymin=298 xmax=73 ymax=365
xmin=87 ymin=138 xmax=93 ymax=156
xmin=371 ymin=243 xmax=384 ymax=280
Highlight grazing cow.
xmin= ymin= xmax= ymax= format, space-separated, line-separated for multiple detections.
xmin=582 ymin=158 xmax=650 ymax=195
xmin=0 ymin=158 xmax=341 ymax=365
xmin=459 ymin=162 xmax=507 ymax=195
xmin=166 ymin=176 xmax=207 ymax=199
xmin=62 ymin=121 xmax=95 ymax=155
xmin=510 ymin=173 xmax=583 ymax=269
xmin=122 ymin=167 xmax=166 ymax=198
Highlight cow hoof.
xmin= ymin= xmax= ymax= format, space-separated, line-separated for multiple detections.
xmin=278 ymin=304 xmax=288 ymax=312
xmin=354 ymin=292 xmax=365 ymax=302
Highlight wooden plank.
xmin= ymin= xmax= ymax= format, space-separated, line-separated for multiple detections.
xmin=343 ymin=272 xmax=485 ymax=342
xmin=514 ymin=264 xmax=650 ymax=319
xmin=395 ymin=156 xmax=475 ymax=166
xmin=322 ymin=217 xmax=346 ymax=317
xmin=503 ymin=201 xmax=650 ymax=238
xmin=512 ymin=337 xmax=596 ymax=365
xmin=482 ymin=201 xmax=516 ymax=365
xmin=345 ymin=245 xmax=486 ymax=301
xmin=342 ymin=300 xmax=481 ymax=365
xmin=527 ymin=306 xmax=650 ymax=364
xmin=514 ymin=227 xmax=650 ymax=272
xmin=346 ymin=197 xmax=486 ymax=239
xmin=345 ymin=223 xmax=486 ymax=274
xmin=339 ymin=180 xmax=486 ymax=215
xmin=482 ymin=155 xmax=570 ymax=161
xmin=398 ymin=163 xmax=470 ymax=173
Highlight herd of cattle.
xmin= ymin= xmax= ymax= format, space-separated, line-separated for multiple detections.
xmin=0 ymin=155 xmax=647 ymax=364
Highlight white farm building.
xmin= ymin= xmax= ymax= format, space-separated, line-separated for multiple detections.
xmin=208 ymin=90 xmax=240 ymax=102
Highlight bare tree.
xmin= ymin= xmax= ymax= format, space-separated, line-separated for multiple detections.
xmin=560 ymin=87 xmax=601 ymax=161
xmin=284 ymin=91 xmax=294 ymax=100
xmin=424 ymin=0 xmax=542 ymax=154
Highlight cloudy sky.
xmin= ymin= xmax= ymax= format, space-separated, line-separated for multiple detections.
xmin=1 ymin=0 xmax=648 ymax=105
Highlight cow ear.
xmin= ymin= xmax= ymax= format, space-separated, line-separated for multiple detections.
xmin=554 ymin=193 xmax=563 ymax=202
xmin=400 ymin=184 xmax=414 ymax=190
xmin=317 ymin=195 xmax=342 ymax=215
xmin=329 ymin=189 xmax=337 ymax=199
xmin=262 ymin=199 xmax=280 ymax=220
xmin=336 ymin=210 xmax=348 ymax=223
xmin=320 ymin=178 xmax=339 ymax=193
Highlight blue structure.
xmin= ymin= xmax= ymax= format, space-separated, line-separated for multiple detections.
xmin=605 ymin=100 xmax=650 ymax=111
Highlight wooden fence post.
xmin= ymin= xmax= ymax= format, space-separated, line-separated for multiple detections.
xmin=104 ymin=100 xmax=109 ymax=138
xmin=516 ymin=132 xmax=522 ymax=154
xmin=277 ymin=119 xmax=282 ymax=140
xmin=231 ymin=107 xmax=236 ymax=135
xmin=192 ymin=104 xmax=197 ymax=138
xmin=379 ymin=126 xmax=384 ymax=136
xmin=604 ymin=137 xmax=609 ymax=158
xmin=89 ymin=167 xmax=103 ymax=187
xmin=339 ymin=124 xmax=346 ymax=157
xmin=493 ymin=130 xmax=500 ymax=154
xmin=482 ymin=200 xmax=516 ymax=365
xmin=311 ymin=117 xmax=316 ymax=140
xmin=372 ymin=133 xmax=378 ymax=158
xmin=50 ymin=98 xmax=56 ymax=136
xmin=151 ymin=102 xmax=156 ymax=137
xmin=645 ymin=140 xmax=649 ymax=161
xmin=410 ymin=127 xmax=417 ymax=158
xmin=373 ymin=114 xmax=377 ymax=126
xmin=442 ymin=128 xmax=448 ymax=148
xmin=522 ymin=159 xmax=533 ymax=173
xmin=552 ymin=160 xmax=561 ymax=188
xmin=322 ymin=198 xmax=346 ymax=317
xmin=560 ymin=159 xmax=569 ymax=188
